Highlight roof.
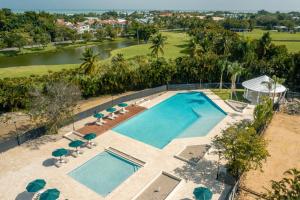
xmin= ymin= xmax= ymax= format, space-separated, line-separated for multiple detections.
xmin=242 ymin=75 xmax=287 ymax=93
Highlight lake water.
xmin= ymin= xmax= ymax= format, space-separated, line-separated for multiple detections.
xmin=0 ymin=39 xmax=138 ymax=68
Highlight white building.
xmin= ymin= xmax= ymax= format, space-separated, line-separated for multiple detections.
xmin=242 ymin=75 xmax=287 ymax=104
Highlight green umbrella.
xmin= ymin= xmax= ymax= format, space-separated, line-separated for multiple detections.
xmin=83 ymin=133 xmax=96 ymax=141
xmin=39 ymin=188 xmax=60 ymax=200
xmin=93 ymin=113 xmax=104 ymax=119
xmin=52 ymin=148 xmax=68 ymax=163
xmin=193 ymin=187 xmax=212 ymax=200
xmin=26 ymin=179 xmax=46 ymax=193
xmin=106 ymin=107 xmax=116 ymax=113
xmin=69 ymin=140 xmax=84 ymax=149
xmin=118 ymin=103 xmax=128 ymax=107
xmin=52 ymin=148 xmax=68 ymax=158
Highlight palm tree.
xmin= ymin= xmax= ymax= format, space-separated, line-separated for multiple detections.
xmin=258 ymin=32 xmax=272 ymax=59
xmin=271 ymin=75 xmax=285 ymax=103
xmin=261 ymin=78 xmax=274 ymax=97
xmin=188 ymin=38 xmax=201 ymax=58
xmin=217 ymin=59 xmax=228 ymax=90
xmin=150 ymin=33 xmax=167 ymax=59
xmin=80 ymin=48 xmax=99 ymax=75
xmin=227 ymin=62 xmax=244 ymax=99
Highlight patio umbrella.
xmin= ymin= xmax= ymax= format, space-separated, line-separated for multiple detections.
xmin=106 ymin=107 xmax=116 ymax=113
xmin=118 ymin=103 xmax=128 ymax=107
xmin=93 ymin=113 xmax=104 ymax=119
xmin=83 ymin=133 xmax=96 ymax=141
xmin=69 ymin=140 xmax=84 ymax=149
xmin=193 ymin=187 xmax=212 ymax=200
xmin=39 ymin=188 xmax=60 ymax=200
xmin=52 ymin=148 xmax=68 ymax=162
xmin=26 ymin=179 xmax=46 ymax=193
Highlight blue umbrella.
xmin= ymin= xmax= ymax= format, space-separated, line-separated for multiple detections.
xmin=106 ymin=107 xmax=116 ymax=113
xmin=39 ymin=188 xmax=60 ymax=200
xmin=26 ymin=179 xmax=46 ymax=193
xmin=93 ymin=113 xmax=104 ymax=119
xmin=193 ymin=187 xmax=212 ymax=200
xmin=118 ymin=103 xmax=128 ymax=107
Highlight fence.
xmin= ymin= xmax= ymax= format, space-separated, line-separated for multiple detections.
xmin=0 ymin=85 xmax=167 ymax=153
xmin=0 ymin=83 xmax=298 ymax=153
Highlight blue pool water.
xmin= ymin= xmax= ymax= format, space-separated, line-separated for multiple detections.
xmin=68 ymin=151 xmax=140 ymax=197
xmin=113 ymin=92 xmax=226 ymax=149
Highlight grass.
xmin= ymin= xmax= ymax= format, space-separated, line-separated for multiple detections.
xmin=239 ymin=29 xmax=300 ymax=52
xmin=0 ymin=64 xmax=79 ymax=78
xmin=0 ymin=32 xmax=189 ymax=78
xmin=211 ymin=88 xmax=246 ymax=102
xmin=110 ymin=32 xmax=189 ymax=60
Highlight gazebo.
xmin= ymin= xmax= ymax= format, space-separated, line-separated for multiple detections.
xmin=242 ymin=75 xmax=287 ymax=104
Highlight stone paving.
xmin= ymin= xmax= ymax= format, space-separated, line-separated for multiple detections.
xmin=0 ymin=90 xmax=254 ymax=200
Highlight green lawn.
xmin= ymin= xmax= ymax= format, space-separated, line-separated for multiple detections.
xmin=211 ymin=89 xmax=246 ymax=102
xmin=239 ymin=29 xmax=300 ymax=52
xmin=110 ymin=32 xmax=189 ymax=60
xmin=0 ymin=64 xmax=79 ymax=78
xmin=0 ymin=32 xmax=189 ymax=78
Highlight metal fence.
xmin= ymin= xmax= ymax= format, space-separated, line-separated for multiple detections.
xmin=0 ymin=83 xmax=298 ymax=153
xmin=0 ymin=85 xmax=167 ymax=153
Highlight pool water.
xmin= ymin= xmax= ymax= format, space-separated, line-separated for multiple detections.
xmin=113 ymin=92 xmax=226 ymax=149
xmin=68 ymin=151 xmax=140 ymax=197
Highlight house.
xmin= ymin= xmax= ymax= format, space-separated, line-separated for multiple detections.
xmin=76 ymin=23 xmax=90 ymax=34
xmin=273 ymin=25 xmax=289 ymax=32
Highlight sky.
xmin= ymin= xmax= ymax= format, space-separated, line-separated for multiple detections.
xmin=1 ymin=0 xmax=300 ymax=12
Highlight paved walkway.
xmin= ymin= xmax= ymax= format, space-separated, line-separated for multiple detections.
xmin=0 ymin=90 xmax=254 ymax=200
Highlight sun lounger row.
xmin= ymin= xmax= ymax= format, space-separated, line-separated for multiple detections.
xmin=93 ymin=102 xmax=129 ymax=126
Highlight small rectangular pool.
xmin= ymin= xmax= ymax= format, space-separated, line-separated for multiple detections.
xmin=113 ymin=92 xmax=226 ymax=149
xmin=68 ymin=151 xmax=140 ymax=197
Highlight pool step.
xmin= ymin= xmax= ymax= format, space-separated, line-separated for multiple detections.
xmin=105 ymin=147 xmax=146 ymax=167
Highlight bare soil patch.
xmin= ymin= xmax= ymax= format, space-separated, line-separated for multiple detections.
xmin=239 ymin=113 xmax=300 ymax=199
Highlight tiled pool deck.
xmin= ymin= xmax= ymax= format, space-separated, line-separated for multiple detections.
xmin=0 ymin=90 xmax=254 ymax=200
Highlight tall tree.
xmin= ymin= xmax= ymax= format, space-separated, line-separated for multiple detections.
xmin=212 ymin=121 xmax=269 ymax=181
xmin=150 ymin=33 xmax=167 ymax=59
xmin=227 ymin=62 xmax=244 ymax=99
xmin=80 ymin=48 xmax=99 ymax=75
xmin=217 ymin=59 xmax=228 ymax=89
xmin=29 ymin=82 xmax=81 ymax=134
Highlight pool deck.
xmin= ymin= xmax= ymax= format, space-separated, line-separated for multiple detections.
xmin=0 ymin=90 xmax=254 ymax=200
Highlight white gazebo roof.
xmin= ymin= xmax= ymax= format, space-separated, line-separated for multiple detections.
xmin=242 ymin=75 xmax=286 ymax=93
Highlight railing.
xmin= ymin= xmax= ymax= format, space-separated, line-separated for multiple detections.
xmin=0 ymin=82 xmax=297 ymax=153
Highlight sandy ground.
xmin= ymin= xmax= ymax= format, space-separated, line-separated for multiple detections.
xmin=239 ymin=113 xmax=300 ymax=199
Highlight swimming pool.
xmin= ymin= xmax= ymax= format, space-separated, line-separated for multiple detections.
xmin=68 ymin=151 xmax=140 ymax=197
xmin=113 ymin=92 xmax=227 ymax=149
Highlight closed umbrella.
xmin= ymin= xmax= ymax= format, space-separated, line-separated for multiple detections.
xmin=193 ymin=187 xmax=212 ymax=200
xmin=26 ymin=179 xmax=46 ymax=193
xmin=39 ymin=188 xmax=60 ymax=200
xmin=52 ymin=148 xmax=68 ymax=162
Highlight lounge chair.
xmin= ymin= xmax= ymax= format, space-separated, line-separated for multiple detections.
xmin=107 ymin=112 xmax=117 ymax=120
xmin=32 ymin=188 xmax=46 ymax=200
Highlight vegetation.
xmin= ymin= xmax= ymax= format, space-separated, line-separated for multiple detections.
xmin=1 ymin=18 xmax=300 ymax=112
xmin=79 ymin=48 xmax=99 ymax=74
xmin=212 ymin=120 xmax=269 ymax=181
xmin=265 ymin=168 xmax=300 ymax=200
xmin=253 ymin=97 xmax=274 ymax=133
xmin=150 ymin=33 xmax=168 ymax=58
xmin=29 ymin=82 xmax=81 ymax=134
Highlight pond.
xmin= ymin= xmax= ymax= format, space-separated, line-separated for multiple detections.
xmin=0 ymin=39 xmax=138 ymax=68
